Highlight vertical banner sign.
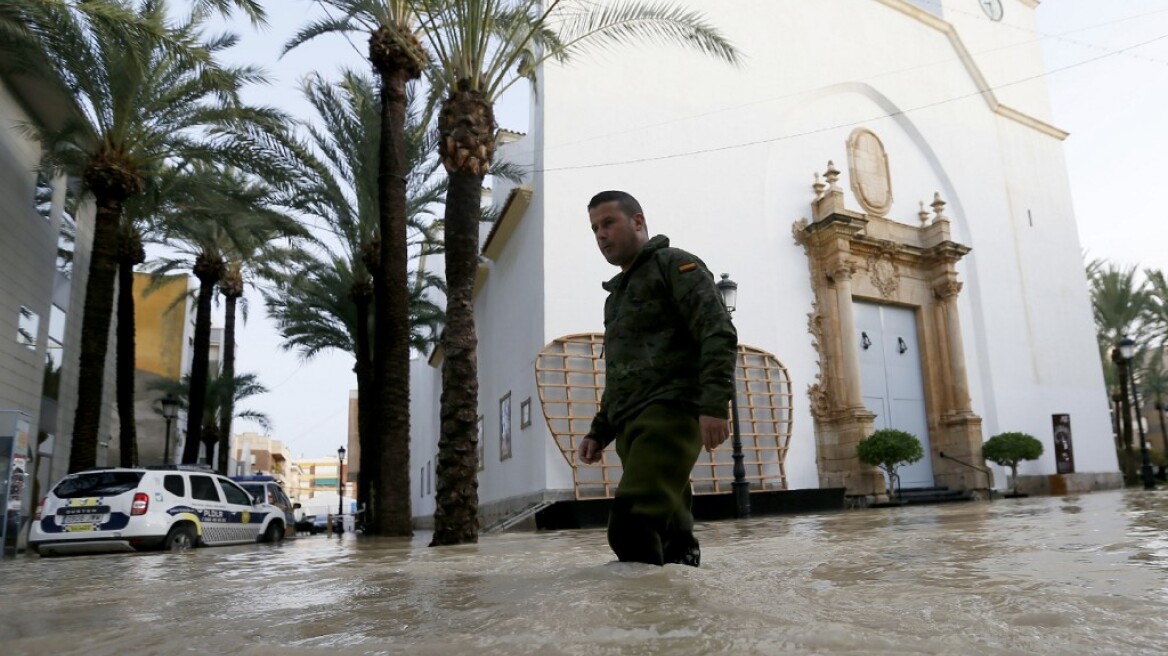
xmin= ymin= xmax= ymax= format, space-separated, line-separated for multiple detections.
xmin=1052 ymin=414 xmax=1075 ymax=474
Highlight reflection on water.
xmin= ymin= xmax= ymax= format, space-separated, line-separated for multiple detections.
xmin=3 ymin=490 xmax=1168 ymax=655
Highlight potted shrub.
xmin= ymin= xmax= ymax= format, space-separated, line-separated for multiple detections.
xmin=857 ymin=428 xmax=924 ymax=502
xmin=982 ymin=431 xmax=1044 ymax=497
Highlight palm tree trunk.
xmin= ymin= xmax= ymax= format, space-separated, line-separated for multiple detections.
xmin=182 ymin=258 xmax=221 ymax=464
xmin=352 ymin=285 xmax=376 ymax=527
xmin=432 ymin=168 xmax=484 ymax=546
xmin=115 ymin=226 xmax=145 ymax=468
xmin=216 ymin=292 xmax=238 ymax=474
xmin=431 ymin=85 xmax=495 ymax=546
xmin=68 ymin=194 xmax=123 ymax=473
xmin=115 ymin=252 xmax=138 ymax=467
xmin=202 ymin=423 xmax=219 ymax=466
xmin=371 ymin=65 xmax=414 ymax=537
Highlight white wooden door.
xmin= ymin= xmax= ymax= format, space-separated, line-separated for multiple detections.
xmin=855 ymin=302 xmax=934 ymax=489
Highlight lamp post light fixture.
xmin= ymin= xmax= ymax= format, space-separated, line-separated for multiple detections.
xmin=337 ymin=446 xmax=347 ymax=532
xmin=1116 ymin=336 xmax=1156 ymax=490
xmin=715 ymin=273 xmax=750 ymax=519
xmin=161 ymin=394 xmax=179 ymax=465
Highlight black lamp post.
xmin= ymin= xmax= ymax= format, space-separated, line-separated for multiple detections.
xmin=161 ymin=394 xmax=179 ymax=465
xmin=1116 ymin=336 xmax=1155 ymax=490
xmin=337 ymin=446 xmax=346 ymax=532
xmin=1155 ymin=400 xmax=1168 ymax=480
xmin=1112 ymin=348 xmax=1134 ymax=452
xmin=716 ymin=273 xmax=750 ymax=519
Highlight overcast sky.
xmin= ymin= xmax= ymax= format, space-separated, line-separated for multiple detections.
xmin=210 ymin=1 xmax=1168 ymax=458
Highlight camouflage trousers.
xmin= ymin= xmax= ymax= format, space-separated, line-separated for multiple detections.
xmin=608 ymin=402 xmax=703 ymax=566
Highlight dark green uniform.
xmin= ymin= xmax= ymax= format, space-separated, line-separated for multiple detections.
xmin=587 ymin=235 xmax=737 ymax=565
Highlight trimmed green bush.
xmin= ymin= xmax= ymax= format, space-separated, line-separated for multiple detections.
xmin=857 ymin=428 xmax=924 ymax=500
xmin=982 ymin=432 xmax=1044 ymax=495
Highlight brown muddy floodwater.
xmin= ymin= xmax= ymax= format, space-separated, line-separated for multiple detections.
xmin=2 ymin=489 xmax=1167 ymax=655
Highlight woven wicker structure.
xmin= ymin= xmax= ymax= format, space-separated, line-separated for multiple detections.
xmin=535 ymin=333 xmax=793 ymax=500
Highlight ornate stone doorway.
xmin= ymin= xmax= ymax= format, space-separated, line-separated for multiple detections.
xmin=794 ymin=138 xmax=989 ymax=500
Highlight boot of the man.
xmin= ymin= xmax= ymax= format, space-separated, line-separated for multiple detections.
xmin=607 ymin=500 xmax=666 ymax=566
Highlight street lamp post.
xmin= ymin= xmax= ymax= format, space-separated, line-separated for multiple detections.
xmin=337 ymin=446 xmax=346 ymax=533
xmin=715 ymin=273 xmax=750 ymax=519
xmin=1116 ymin=336 xmax=1155 ymax=490
xmin=161 ymin=394 xmax=179 ymax=465
xmin=1112 ymin=348 xmax=1134 ymax=452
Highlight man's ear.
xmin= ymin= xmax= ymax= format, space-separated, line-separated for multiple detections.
xmin=631 ymin=212 xmax=646 ymax=233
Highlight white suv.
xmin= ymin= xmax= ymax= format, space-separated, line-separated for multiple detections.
xmin=30 ymin=465 xmax=289 ymax=556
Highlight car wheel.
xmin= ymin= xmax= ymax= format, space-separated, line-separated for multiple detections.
xmin=262 ymin=522 xmax=285 ymax=543
xmin=164 ymin=524 xmax=197 ymax=552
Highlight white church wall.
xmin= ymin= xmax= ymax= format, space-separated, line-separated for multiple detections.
xmin=531 ymin=0 xmax=1112 ymax=493
xmin=410 ymin=357 xmax=441 ymax=517
xmin=473 ymin=208 xmax=550 ymax=504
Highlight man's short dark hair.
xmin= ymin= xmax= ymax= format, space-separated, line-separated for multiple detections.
xmin=588 ymin=190 xmax=642 ymax=218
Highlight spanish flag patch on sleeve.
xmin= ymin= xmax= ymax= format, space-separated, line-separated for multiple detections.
xmin=678 ymin=262 xmax=698 ymax=273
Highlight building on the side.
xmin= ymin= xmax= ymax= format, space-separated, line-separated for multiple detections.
xmin=410 ymin=0 xmax=1121 ymax=527
xmin=291 ymin=454 xmax=354 ymax=517
xmin=229 ymin=431 xmax=296 ymax=488
xmin=0 ymin=63 xmax=114 ymax=532
xmin=131 ymin=272 xmax=193 ymax=466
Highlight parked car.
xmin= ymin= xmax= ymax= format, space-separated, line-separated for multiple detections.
xmin=312 ymin=513 xmax=343 ymax=535
xmin=29 ymin=465 xmax=289 ymax=556
xmin=231 ymin=475 xmax=298 ymax=537
xmin=294 ymin=514 xmax=316 ymax=536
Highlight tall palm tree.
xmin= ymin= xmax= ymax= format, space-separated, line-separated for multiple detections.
xmin=115 ymin=217 xmax=146 ymax=466
xmin=413 ymin=0 xmax=739 ymax=545
xmin=1088 ymin=260 xmax=1152 ymax=386
xmin=1 ymin=0 xmax=282 ymax=473
xmin=149 ymin=165 xmax=300 ymax=465
xmin=258 ymin=69 xmax=445 ymax=530
xmin=1088 ymin=259 xmax=1155 ymax=459
xmin=150 ymin=370 xmax=273 ymax=465
xmin=286 ymin=1 xmax=429 ymax=536
xmin=214 ymin=187 xmax=306 ymax=475
xmin=1143 ymin=268 xmax=1168 ymax=348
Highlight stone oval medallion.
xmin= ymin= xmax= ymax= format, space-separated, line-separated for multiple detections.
xmin=847 ymin=128 xmax=893 ymax=216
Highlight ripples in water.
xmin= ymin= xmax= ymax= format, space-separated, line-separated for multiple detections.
xmin=2 ymin=489 xmax=1167 ymax=655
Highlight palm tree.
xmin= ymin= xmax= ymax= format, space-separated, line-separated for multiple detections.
xmin=286 ymin=1 xmax=429 ymax=536
xmin=1143 ymin=269 xmax=1168 ymax=348
xmin=149 ymin=165 xmax=303 ymax=468
xmin=258 ymin=70 xmax=445 ymax=530
xmin=412 ymin=0 xmax=740 ymax=545
xmin=150 ymin=370 xmax=273 ymax=465
xmin=115 ymin=217 xmax=146 ymax=466
xmin=1 ymin=0 xmax=282 ymax=473
xmin=1089 ymin=260 xmax=1152 ymax=381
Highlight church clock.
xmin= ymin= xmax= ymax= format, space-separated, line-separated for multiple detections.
xmin=979 ymin=0 xmax=1004 ymax=21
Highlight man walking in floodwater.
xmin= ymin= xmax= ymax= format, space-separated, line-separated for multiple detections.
xmin=577 ymin=190 xmax=738 ymax=566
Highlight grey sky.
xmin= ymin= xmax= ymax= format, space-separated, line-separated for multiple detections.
xmin=209 ymin=1 xmax=1168 ymax=459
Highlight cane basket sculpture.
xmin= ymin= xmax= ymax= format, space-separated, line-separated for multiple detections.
xmin=535 ymin=333 xmax=793 ymax=500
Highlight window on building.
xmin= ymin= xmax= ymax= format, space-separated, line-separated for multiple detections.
xmin=18 ymin=306 xmax=39 ymax=349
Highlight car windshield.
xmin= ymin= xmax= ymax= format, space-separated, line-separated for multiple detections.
xmin=239 ymin=483 xmax=264 ymax=498
xmin=53 ymin=472 xmax=144 ymax=498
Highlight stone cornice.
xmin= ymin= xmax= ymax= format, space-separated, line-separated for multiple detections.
xmin=873 ymin=0 xmax=1068 ymax=141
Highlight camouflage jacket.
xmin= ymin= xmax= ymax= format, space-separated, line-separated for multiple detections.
xmin=587 ymin=235 xmax=738 ymax=447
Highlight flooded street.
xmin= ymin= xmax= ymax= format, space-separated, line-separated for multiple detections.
xmin=3 ymin=490 xmax=1168 ymax=655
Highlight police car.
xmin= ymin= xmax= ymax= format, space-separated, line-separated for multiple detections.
xmin=230 ymin=475 xmax=299 ymax=534
xmin=29 ymin=465 xmax=289 ymax=556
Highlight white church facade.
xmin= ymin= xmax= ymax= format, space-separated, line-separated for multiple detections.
xmin=410 ymin=0 xmax=1121 ymax=525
